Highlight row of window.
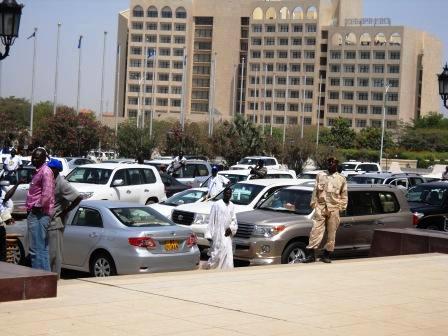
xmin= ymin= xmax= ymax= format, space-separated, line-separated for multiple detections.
xmin=129 ymin=72 xmax=183 ymax=82
xmin=128 ymin=97 xmax=182 ymax=107
xmin=251 ymin=36 xmax=316 ymax=46
xmin=131 ymin=23 xmax=186 ymax=34
xmin=251 ymin=50 xmax=316 ymax=59
xmin=330 ymin=50 xmax=400 ymax=60
xmin=248 ymin=89 xmax=314 ymax=99
xmin=246 ymin=63 xmax=316 ymax=73
xmin=128 ymin=84 xmax=183 ymax=95
xmin=252 ymin=23 xmax=317 ymax=33
xmin=252 ymin=6 xmax=318 ymax=21
xmin=130 ymin=34 xmax=186 ymax=44
xmin=332 ymin=32 xmax=402 ymax=47
xmin=329 ymin=77 xmax=399 ymax=88
xmin=327 ymin=105 xmax=398 ymax=115
xmin=329 ymin=64 xmax=400 ymax=74
xmin=132 ymin=6 xmax=187 ymax=19
xmin=327 ymin=118 xmax=397 ymax=129
xmin=129 ymin=59 xmax=185 ymax=69
xmin=248 ymin=115 xmax=313 ymax=125
xmin=328 ymin=91 xmax=399 ymax=102
xmin=247 ymin=102 xmax=313 ymax=112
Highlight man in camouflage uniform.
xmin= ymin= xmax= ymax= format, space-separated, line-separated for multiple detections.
xmin=303 ymin=157 xmax=348 ymax=263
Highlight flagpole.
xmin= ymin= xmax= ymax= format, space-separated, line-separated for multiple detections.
xmin=239 ymin=57 xmax=245 ymax=114
xmin=29 ymin=28 xmax=37 ymax=138
xmin=301 ymin=75 xmax=307 ymax=139
xmin=150 ymin=51 xmax=157 ymax=138
xmin=180 ymin=46 xmax=187 ymax=131
xmin=316 ymin=75 xmax=323 ymax=148
xmin=53 ymin=23 xmax=61 ymax=115
xmin=262 ymin=64 xmax=267 ymax=133
xmin=211 ymin=52 xmax=217 ymax=135
xmin=254 ymin=68 xmax=258 ymax=124
xmin=141 ymin=46 xmax=147 ymax=129
xmin=270 ymin=73 xmax=275 ymax=136
xmin=282 ymin=67 xmax=289 ymax=147
xmin=232 ymin=64 xmax=237 ymax=117
xmin=208 ymin=53 xmax=217 ymax=136
xmin=76 ymin=35 xmax=83 ymax=115
xmin=100 ymin=31 xmax=107 ymax=127
xmin=114 ymin=44 xmax=121 ymax=138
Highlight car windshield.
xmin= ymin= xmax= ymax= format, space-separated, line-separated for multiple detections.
xmin=259 ymin=189 xmax=313 ymax=215
xmin=163 ymin=189 xmax=207 ymax=206
xmin=238 ymin=158 xmax=260 ymax=165
xmin=213 ymin=183 xmax=264 ymax=205
xmin=219 ymin=173 xmax=248 ymax=184
xmin=111 ymin=207 xmax=174 ymax=227
xmin=66 ymin=167 xmax=112 ymax=185
xmin=348 ymin=176 xmax=385 ymax=184
xmin=341 ymin=164 xmax=357 ymax=170
xmin=299 ymin=173 xmax=317 ymax=179
xmin=406 ymin=185 xmax=447 ymax=206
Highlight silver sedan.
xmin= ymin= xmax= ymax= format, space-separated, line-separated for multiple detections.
xmin=6 ymin=200 xmax=200 ymax=277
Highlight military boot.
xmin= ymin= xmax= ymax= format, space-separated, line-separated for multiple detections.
xmin=320 ymin=250 xmax=332 ymax=263
xmin=301 ymin=249 xmax=316 ymax=263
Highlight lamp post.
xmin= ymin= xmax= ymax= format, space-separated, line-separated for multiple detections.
xmin=379 ymin=81 xmax=391 ymax=165
xmin=0 ymin=0 xmax=24 ymax=60
xmin=438 ymin=63 xmax=448 ymax=109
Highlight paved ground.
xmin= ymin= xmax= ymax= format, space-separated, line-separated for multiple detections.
xmin=1 ymin=253 xmax=447 ymax=336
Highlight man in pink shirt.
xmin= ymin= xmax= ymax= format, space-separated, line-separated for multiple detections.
xmin=26 ymin=148 xmax=55 ymax=271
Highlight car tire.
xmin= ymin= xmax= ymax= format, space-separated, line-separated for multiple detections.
xmin=281 ymin=241 xmax=308 ymax=264
xmin=426 ymin=224 xmax=443 ymax=231
xmin=145 ymin=198 xmax=158 ymax=205
xmin=11 ymin=239 xmax=25 ymax=265
xmin=90 ymin=251 xmax=117 ymax=277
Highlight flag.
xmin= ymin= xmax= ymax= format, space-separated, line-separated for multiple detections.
xmin=183 ymin=54 xmax=187 ymax=66
xmin=147 ymin=48 xmax=156 ymax=59
xmin=27 ymin=31 xmax=36 ymax=39
xmin=78 ymin=35 xmax=83 ymax=49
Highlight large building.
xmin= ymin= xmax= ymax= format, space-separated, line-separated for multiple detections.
xmin=115 ymin=0 xmax=443 ymax=130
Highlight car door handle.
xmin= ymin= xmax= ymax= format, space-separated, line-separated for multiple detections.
xmin=89 ymin=232 xmax=98 ymax=238
xmin=342 ymin=223 xmax=352 ymax=228
xmin=144 ymin=189 xmax=149 ymax=192
xmin=126 ymin=190 xmax=131 ymax=194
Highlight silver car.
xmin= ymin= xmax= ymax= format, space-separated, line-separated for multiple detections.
xmin=6 ymin=200 xmax=200 ymax=276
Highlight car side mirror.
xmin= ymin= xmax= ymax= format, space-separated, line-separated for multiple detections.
xmin=112 ymin=179 xmax=124 ymax=187
xmin=0 ymin=180 xmax=10 ymax=187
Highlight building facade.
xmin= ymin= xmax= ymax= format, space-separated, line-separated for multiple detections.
xmin=116 ymin=0 xmax=442 ymax=130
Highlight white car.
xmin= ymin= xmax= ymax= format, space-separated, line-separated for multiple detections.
xmin=66 ymin=163 xmax=166 ymax=204
xmin=171 ymin=179 xmax=305 ymax=246
xmin=149 ymin=187 xmax=208 ymax=218
xmin=340 ymin=161 xmax=382 ymax=176
xmin=147 ymin=159 xmax=212 ymax=187
xmin=200 ymin=169 xmax=297 ymax=186
xmin=230 ymin=156 xmax=282 ymax=170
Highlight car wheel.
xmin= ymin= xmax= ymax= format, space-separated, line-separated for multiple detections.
xmin=11 ymin=239 xmax=24 ymax=265
xmin=90 ymin=252 xmax=117 ymax=277
xmin=426 ymin=224 xmax=443 ymax=231
xmin=281 ymin=241 xmax=307 ymax=264
xmin=145 ymin=198 xmax=157 ymax=205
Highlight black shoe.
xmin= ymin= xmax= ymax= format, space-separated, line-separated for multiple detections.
xmin=302 ymin=249 xmax=316 ymax=263
xmin=320 ymin=250 xmax=332 ymax=263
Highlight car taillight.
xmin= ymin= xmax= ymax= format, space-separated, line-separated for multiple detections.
xmin=128 ymin=237 xmax=157 ymax=249
xmin=186 ymin=234 xmax=197 ymax=247
xmin=413 ymin=212 xmax=424 ymax=226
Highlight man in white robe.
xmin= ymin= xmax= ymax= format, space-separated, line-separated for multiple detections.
xmin=206 ymin=166 xmax=230 ymax=199
xmin=205 ymin=188 xmax=238 ymax=269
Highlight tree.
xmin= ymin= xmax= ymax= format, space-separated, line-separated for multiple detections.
xmin=117 ymin=120 xmax=154 ymax=159
xmin=320 ymin=118 xmax=355 ymax=149
xmin=355 ymin=127 xmax=393 ymax=150
xmin=413 ymin=112 xmax=448 ymax=129
xmin=33 ymin=101 xmax=53 ymax=132
xmin=0 ymin=97 xmax=30 ymax=146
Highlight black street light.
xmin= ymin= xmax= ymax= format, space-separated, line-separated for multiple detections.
xmin=438 ymin=63 xmax=448 ymax=109
xmin=0 ymin=0 xmax=24 ymax=61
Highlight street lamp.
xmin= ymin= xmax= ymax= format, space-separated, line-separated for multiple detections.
xmin=0 ymin=0 xmax=24 ymax=60
xmin=438 ymin=63 xmax=448 ymax=109
xmin=379 ymin=81 xmax=391 ymax=165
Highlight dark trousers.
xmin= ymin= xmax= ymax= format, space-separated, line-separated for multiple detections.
xmin=0 ymin=226 xmax=6 ymax=262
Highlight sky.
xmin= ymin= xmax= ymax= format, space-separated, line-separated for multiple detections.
xmin=1 ymin=0 xmax=447 ymax=117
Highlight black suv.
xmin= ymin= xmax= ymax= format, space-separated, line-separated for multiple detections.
xmin=406 ymin=182 xmax=448 ymax=231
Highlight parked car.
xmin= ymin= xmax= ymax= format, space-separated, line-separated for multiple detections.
xmin=171 ymin=179 xmax=304 ymax=247
xmin=67 ymin=157 xmax=96 ymax=170
xmin=407 ymin=181 xmax=448 ymax=231
xmin=340 ymin=161 xmax=382 ymax=176
xmin=2 ymin=166 xmax=36 ymax=215
xmin=160 ymin=173 xmax=191 ymax=197
xmin=147 ymin=159 xmax=212 ymax=187
xmin=348 ymin=173 xmax=426 ymax=190
xmin=6 ymin=201 xmax=201 ymax=276
xmin=66 ymin=163 xmax=166 ymax=204
xmin=230 ymin=156 xmax=282 ymax=170
xmin=234 ymin=184 xmax=413 ymax=265
xmin=149 ymin=188 xmax=208 ymax=218
xmin=200 ymin=169 xmax=297 ymax=186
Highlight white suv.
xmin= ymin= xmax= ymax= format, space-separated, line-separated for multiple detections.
xmin=171 ymin=179 xmax=304 ymax=246
xmin=66 ymin=163 xmax=166 ymax=204
xmin=340 ymin=161 xmax=382 ymax=176
xmin=230 ymin=156 xmax=282 ymax=170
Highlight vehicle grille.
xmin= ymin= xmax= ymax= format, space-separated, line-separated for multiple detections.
xmin=235 ymin=222 xmax=254 ymax=239
xmin=171 ymin=210 xmax=195 ymax=226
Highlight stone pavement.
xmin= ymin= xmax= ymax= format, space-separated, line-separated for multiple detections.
xmin=0 ymin=253 xmax=447 ymax=336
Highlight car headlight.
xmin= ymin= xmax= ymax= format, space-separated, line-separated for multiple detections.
xmin=252 ymin=225 xmax=286 ymax=238
xmin=193 ymin=213 xmax=210 ymax=225
xmin=80 ymin=192 xmax=94 ymax=199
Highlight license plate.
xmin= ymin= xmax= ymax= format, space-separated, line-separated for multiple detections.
xmin=164 ymin=240 xmax=179 ymax=252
